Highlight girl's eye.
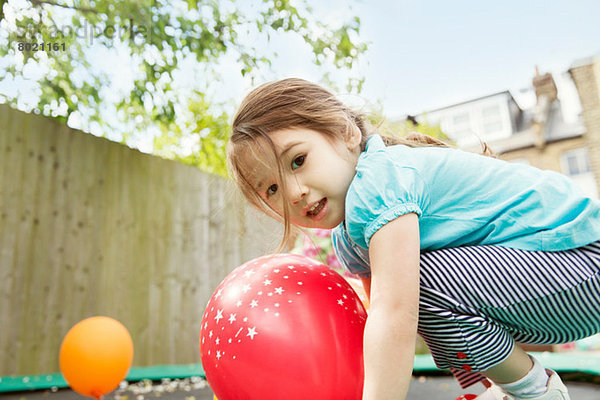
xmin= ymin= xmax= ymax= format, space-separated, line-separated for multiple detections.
xmin=292 ymin=155 xmax=305 ymax=169
xmin=267 ymin=184 xmax=278 ymax=197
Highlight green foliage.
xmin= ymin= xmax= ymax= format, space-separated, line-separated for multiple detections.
xmin=366 ymin=106 xmax=451 ymax=144
xmin=0 ymin=0 xmax=367 ymax=176
xmin=0 ymin=0 xmax=7 ymax=20
xmin=153 ymin=92 xmax=230 ymax=176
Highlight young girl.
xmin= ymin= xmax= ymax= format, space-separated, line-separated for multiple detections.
xmin=226 ymin=78 xmax=600 ymax=400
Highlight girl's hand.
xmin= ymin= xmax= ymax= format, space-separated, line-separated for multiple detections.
xmin=362 ymin=213 xmax=421 ymax=400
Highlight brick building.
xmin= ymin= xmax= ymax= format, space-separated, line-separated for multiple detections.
xmin=569 ymin=57 xmax=600 ymax=198
xmin=415 ymin=56 xmax=600 ymax=199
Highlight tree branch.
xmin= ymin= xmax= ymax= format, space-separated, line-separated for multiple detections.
xmin=29 ymin=0 xmax=99 ymax=14
xmin=1 ymin=0 xmax=8 ymax=20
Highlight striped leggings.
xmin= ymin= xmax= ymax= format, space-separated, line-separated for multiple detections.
xmin=417 ymin=240 xmax=600 ymax=388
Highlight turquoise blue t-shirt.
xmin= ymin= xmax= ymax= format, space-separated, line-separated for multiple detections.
xmin=332 ymin=134 xmax=600 ymax=278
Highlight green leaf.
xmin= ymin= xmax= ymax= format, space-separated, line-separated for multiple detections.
xmin=1 ymin=0 xmax=367 ymax=175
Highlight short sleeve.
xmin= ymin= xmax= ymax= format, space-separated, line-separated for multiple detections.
xmin=331 ymin=225 xmax=372 ymax=278
xmin=345 ymin=139 xmax=429 ymax=249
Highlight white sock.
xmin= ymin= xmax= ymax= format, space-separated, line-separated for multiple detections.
xmin=497 ymin=356 xmax=549 ymax=398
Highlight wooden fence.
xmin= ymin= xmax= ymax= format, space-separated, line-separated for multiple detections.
xmin=0 ymin=105 xmax=281 ymax=375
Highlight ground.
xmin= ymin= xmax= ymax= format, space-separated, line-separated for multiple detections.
xmin=1 ymin=374 xmax=599 ymax=400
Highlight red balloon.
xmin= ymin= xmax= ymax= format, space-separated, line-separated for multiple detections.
xmin=200 ymin=254 xmax=367 ymax=400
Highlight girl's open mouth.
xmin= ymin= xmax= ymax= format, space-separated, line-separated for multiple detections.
xmin=307 ymin=198 xmax=328 ymax=221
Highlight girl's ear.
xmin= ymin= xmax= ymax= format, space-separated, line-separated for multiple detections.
xmin=346 ymin=125 xmax=362 ymax=151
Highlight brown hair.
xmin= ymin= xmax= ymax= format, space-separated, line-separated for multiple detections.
xmin=227 ymin=78 xmax=494 ymax=250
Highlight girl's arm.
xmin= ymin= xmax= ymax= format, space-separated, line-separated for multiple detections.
xmin=362 ymin=213 xmax=420 ymax=400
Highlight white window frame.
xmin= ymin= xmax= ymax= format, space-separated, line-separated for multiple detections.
xmin=560 ymin=148 xmax=591 ymax=176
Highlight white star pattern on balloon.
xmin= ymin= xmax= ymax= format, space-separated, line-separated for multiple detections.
xmin=214 ymin=309 xmax=223 ymax=323
xmin=247 ymin=327 xmax=257 ymax=339
xmin=200 ymin=253 xmax=367 ymax=375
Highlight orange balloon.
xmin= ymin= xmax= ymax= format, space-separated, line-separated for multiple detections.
xmin=59 ymin=316 xmax=133 ymax=399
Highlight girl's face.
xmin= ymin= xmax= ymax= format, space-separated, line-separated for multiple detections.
xmin=244 ymin=127 xmax=361 ymax=229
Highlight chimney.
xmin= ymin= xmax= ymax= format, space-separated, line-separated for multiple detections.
xmin=533 ymin=68 xmax=558 ymax=103
xmin=530 ymin=67 xmax=557 ymax=148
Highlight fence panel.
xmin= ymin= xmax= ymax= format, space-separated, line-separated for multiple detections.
xmin=0 ymin=105 xmax=281 ymax=375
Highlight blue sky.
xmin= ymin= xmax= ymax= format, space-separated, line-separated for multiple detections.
xmin=2 ymin=0 xmax=600 ymax=150
xmin=268 ymin=0 xmax=600 ymax=122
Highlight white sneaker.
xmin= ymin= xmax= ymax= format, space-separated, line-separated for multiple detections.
xmin=473 ymin=370 xmax=570 ymax=400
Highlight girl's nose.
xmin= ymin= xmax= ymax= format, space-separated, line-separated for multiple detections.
xmin=287 ymin=179 xmax=308 ymax=205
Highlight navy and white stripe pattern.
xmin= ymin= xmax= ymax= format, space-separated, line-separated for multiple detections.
xmin=418 ymin=241 xmax=600 ymax=388
xmin=332 ymin=225 xmax=600 ymax=388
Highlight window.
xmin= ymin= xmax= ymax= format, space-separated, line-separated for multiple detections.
xmin=481 ymin=104 xmax=503 ymax=134
xmin=453 ymin=113 xmax=470 ymax=125
xmin=482 ymin=105 xmax=500 ymax=118
xmin=483 ymin=121 xmax=503 ymax=134
xmin=450 ymin=112 xmax=471 ymax=139
xmin=561 ymin=148 xmax=591 ymax=176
